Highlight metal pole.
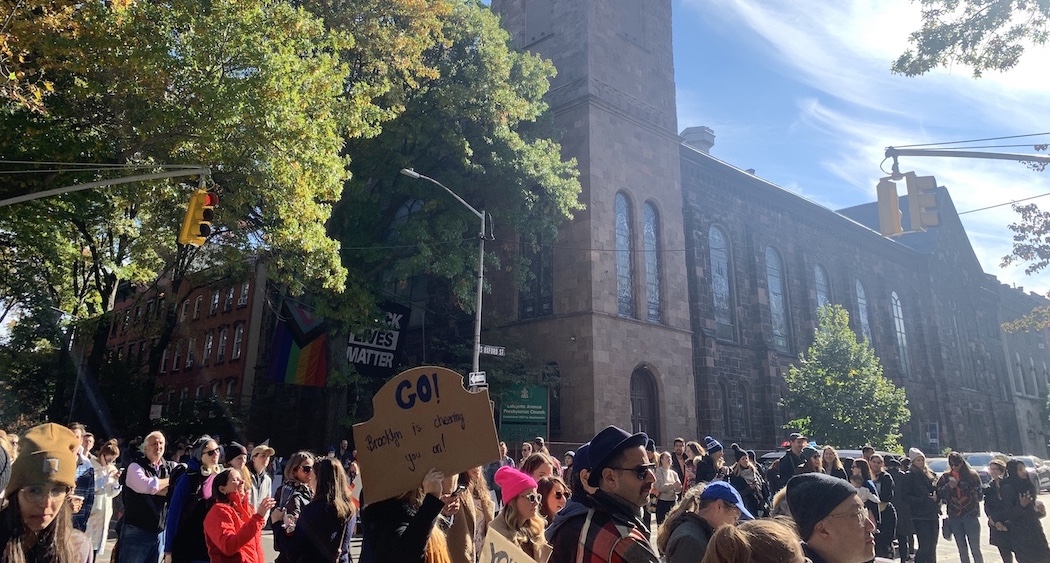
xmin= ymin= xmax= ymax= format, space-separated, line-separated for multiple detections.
xmin=399 ymin=169 xmax=487 ymax=380
xmin=472 ymin=211 xmax=486 ymax=375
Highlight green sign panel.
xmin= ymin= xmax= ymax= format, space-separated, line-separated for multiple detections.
xmin=500 ymin=384 xmax=548 ymax=424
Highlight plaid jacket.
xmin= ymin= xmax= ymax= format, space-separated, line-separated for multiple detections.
xmin=549 ymin=490 xmax=659 ymax=563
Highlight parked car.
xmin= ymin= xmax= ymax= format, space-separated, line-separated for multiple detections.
xmin=963 ymin=451 xmax=1006 ymax=485
xmin=1015 ymin=455 xmax=1050 ymax=492
xmin=926 ymin=456 xmax=949 ymax=476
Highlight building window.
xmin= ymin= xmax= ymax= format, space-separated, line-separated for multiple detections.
xmin=160 ymin=348 xmax=169 ymax=373
xmin=172 ymin=341 xmax=182 ymax=372
xmin=226 ymin=379 xmax=236 ymax=399
xmin=181 ymin=301 xmax=189 ymax=321
xmin=519 ymin=240 xmax=553 ymax=319
xmin=211 ymin=380 xmax=221 ymax=397
xmin=217 ymin=328 xmax=228 ymax=362
xmin=615 ymin=192 xmax=635 ymax=317
xmin=629 ymin=368 xmax=659 ymax=443
xmin=814 ymin=265 xmax=830 ymax=309
xmin=122 ymin=310 xmax=130 ymax=331
xmin=126 ymin=342 xmax=136 ymax=365
xmin=856 ymin=280 xmax=873 ymax=344
xmin=186 ymin=338 xmax=195 ymax=368
xmin=1015 ymin=353 xmax=1025 ymax=395
xmin=224 ymin=287 xmax=234 ymax=311
xmin=642 ymin=202 xmax=661 ymax=322
xmin=709 ymin=226 xmax=735 ymax=340
xmin=203 ymin=332 xmax=213 ymax=364
xmin=194 ymin=295 xmax=203 ymax=319
xmin=232 ymin=324 xmax=244 ymax=360
xmin=195 ymin=386 xmax=204 ymax=399
xmin=179 ymin=388 xmax=188 ymax=412
xmin=720 ymin=382 xmax=734 ymax=436
xmin=1043 ymin=361 xmax=1048 ymax=394
xmin=1030 ymin=357 xmax=1039 ymax=396
xmin=891 ymin=291 xmax=911 ymax=377
xmin=210 ymin=290 xmax=220 ymax=315
xmin=740 ymin=385 xmax=752 ymax=437
xmin=765 ymin=247 xmax=790 ymax=352
xmin=239 ymin=281 xmax=250 ymax=306
xmin=146 ymin=300 xmax=155 ymax=320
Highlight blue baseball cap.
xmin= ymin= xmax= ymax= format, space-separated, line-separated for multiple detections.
xmin=700 ymin=481 xmax=754 ymax=520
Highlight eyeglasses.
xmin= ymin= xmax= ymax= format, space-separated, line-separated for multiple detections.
xmin=520 ymin=493 xmax=541 ymax=504
xmin=554 ymin=491 xmax=568 ymax=500
xmin=610 ymin=463 xmax=656 ymax=480
xmin=20 ymin=485 xmax=71 ymax=504
xmin=299 ymin=465 xmax=313 ymax=473
xmin=203 ymin=448 xmax=220 ymax=457
xmin=826 ymin=507 xmax=869 ymax=527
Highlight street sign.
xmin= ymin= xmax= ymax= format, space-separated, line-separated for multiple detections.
xmin=469 ymin=371 xmax=487 ymax=387
xmin=480 ymin=344 xmax=505 ymax=357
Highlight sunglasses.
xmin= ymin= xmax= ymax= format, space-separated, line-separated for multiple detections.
xmin=299 ymin=465 xmax=313 ymax=473
xmin=520 ymin=493 xmax=541 ymax=504
xmin=203 ymin=448 xmax=220 ymax=457
xmin=554 ymin=491 xmax=568 ymax=500
xmin=611 ymin=463 xmax=656 ymax=480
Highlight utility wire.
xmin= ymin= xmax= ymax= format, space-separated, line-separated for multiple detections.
xmin=959 ymin=192 xmax=1050 ymax=215
xmin=894 ymin=132 xmax=1050 ymax=149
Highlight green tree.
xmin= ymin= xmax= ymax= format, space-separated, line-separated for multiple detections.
xmin=782 ymin=304 xmax=911 ymax=451
xmin=328 ymin=0 xmax=582 ymax=321
xmin=893 ymin=0 xmax=1049 ymax=77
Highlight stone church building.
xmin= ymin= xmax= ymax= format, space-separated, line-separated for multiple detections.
xmin=489 ymin=0 xmax=1050 ymax=455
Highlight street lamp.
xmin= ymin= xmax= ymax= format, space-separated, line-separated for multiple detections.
xmin=399 ymin=168 xmax=487 ymax=378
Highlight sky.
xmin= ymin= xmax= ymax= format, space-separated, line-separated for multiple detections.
xmin=672 ymin=0 xmax=1050 ymax=294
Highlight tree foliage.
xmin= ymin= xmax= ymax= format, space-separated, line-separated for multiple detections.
xmin=329 ymin=0 xmax=582 ymax=320
xmin=893 ymin=0 xmax=1050 ymax=77
xmin=782 ymin=305 xmax=911 ymax=451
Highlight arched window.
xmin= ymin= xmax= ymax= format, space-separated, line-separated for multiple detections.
xmin=814 ymin=265 xmax=830 ymax=309
xmin=210 ymin=380 xmax=221 ymax=397
xmin=720 ymin=382 xmax=734 ymax=436
xmin=616 ymin=193 xmax=635 ymax=317
xmin=643 ymin=202 xmax=661 ymax=322
xmin=226 ymin=379 xmax=236 ymax=399
xmin=630 ymin=368 xmax=659 ymax=442
xmin=709 ymin=226 xmax=735 ymax=340
xmin=193 ymin=295 xmax=203 ymax=319
xmin=1030 ymin=357 xmax=1039 ymax=396
xmin=740 ymin=384 xmax=752 ymax=437
xmin=891 ymin=292 xmax=911 ymax=376
xmin=179 ymin=388 xmax=188 ymax=412
xmin=856 ymin=280 xmax=873 ymax=344
xmin=1015 ymin=353 xmax=1025 ymax=395
xmin=765 ymin=247 xmax=789 ymax=352
xmin=203 ymin=332 xmax=213 ymax=364
xmin=1043 ymin=361 xmax=1049 ymax=393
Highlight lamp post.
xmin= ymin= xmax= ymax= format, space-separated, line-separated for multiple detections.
xmin=399 ymin=168 xmax=487 ymax=377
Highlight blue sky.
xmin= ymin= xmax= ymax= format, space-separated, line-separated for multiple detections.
xmin=672 ymin=0 xmax=1050 ymax=294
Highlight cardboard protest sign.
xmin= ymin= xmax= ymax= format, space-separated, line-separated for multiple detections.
xmin=353 ymin=365 xmax=500 ymax=503
xmin=479 ymin=527 xmax=533 ymax=563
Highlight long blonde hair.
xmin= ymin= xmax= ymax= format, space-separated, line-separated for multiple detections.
xmin=498 ymin=492 xmax=548 ymax=555
xmin=700 ymin=518 xmax=805 ymax=563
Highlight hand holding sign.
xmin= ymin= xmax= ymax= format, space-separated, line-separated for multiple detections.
xmin=353 ymin=366 xmax=500 ymax=503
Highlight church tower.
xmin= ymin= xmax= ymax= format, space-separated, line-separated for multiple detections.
xmin=491 ymin=0 xmax=695 ymax=443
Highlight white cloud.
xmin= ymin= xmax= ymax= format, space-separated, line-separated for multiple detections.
xmin=675 ymin=0 xmax=1050 ymax=291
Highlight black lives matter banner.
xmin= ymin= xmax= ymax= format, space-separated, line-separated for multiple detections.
xmin=346 ymin=301 xmax=411 ymax=378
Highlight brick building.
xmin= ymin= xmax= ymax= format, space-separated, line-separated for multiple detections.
xmin=488 ymin=0 xmax=1050 ymax=454
xmin=107 ymin=261 xmax=269 ymax=426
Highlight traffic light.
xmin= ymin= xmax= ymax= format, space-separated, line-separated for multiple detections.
xmin=876 ymin=177 xmax=902 ymax=237
xmin=178 ymin=189 xmax=217 ymax=246
xmin=905 ymin=172 xmax=939 ymax=231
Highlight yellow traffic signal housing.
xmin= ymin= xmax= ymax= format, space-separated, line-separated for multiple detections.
xmin=876 ymin=178 xmax=903 ymax=237
xmin=905 ymin=172 xmax=939 ymax=231
xmin=178 ymin=189 xmax=217 ymax=246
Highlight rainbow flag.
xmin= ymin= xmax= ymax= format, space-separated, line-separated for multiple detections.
xmin=268 ymin=300 xmax=328 ymax=387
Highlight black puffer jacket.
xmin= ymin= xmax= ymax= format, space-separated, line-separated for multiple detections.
xmin=900 ymin=469 xmax=939 ymax=520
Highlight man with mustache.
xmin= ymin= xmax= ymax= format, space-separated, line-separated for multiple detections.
xmin=548 ymin=425 xmax=659 ymax=563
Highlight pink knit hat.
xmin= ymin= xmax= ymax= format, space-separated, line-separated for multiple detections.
xmin=494 ymin=465 xmax=538 ymax=504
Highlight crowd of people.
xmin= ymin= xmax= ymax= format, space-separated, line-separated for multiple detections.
xmin=2 ymin=422 xmax=1050 ymax=563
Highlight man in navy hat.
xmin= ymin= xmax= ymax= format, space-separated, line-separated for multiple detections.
xmin=549 ymin=426 xmax=659 ymax=563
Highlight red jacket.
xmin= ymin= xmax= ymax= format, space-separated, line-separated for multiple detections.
xmin=203 ymin=496 xmax=266 ymax=563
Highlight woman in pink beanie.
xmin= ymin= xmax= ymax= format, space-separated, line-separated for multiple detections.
xmin=491 ymin=466 xmax=550 ymax=561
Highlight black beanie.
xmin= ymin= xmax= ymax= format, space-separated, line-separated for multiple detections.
xmin=734 ymin=448 xmax=748 ymax=462
xmin=787 ymin=472 xmax=858 ymax=540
